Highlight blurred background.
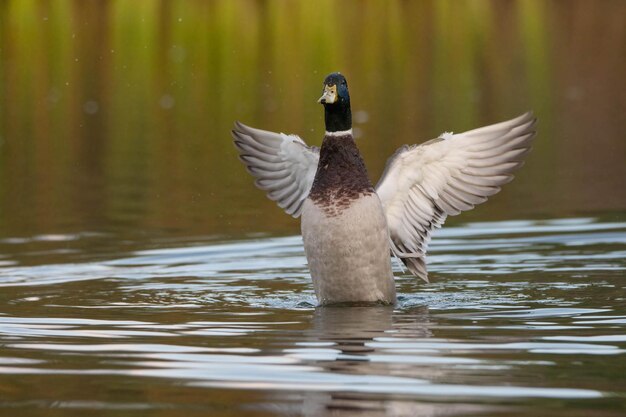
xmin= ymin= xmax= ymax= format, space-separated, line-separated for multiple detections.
xmin=1 ymin=4 xmax=625 ymax=415
xmin=1 ymin=0 xmax=625 ymax=242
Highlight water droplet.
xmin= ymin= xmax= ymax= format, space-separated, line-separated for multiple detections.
xmin=159 ymin=94 xmax=175 ymax=109
xmin=354 ymin=110 xmax=369 ymax=124
xmin=169 ymin=45 xmax=186 ymax=63
xmin=83 ymin=100 xmax=99 ymax=115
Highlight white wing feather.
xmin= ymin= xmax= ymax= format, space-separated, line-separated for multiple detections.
xmin=376 ymin=112 xmax=537 ymax=281
xmin=232 ymin=122 xmax=319 ymax=217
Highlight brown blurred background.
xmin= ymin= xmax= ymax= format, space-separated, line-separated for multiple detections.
xmin=1 ymin=0 xmax=624 ymax=240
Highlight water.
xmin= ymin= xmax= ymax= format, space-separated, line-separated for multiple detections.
xmin=1 ymin=1 xmax=626 ymax=415
xmin=1 ymin=218 xmax=625 ymax=416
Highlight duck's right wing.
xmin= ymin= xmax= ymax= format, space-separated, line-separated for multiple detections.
xmin=232 ymin=122 xmax=320 ymax=217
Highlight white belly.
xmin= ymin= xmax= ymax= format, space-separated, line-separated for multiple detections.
xmin=301 ymin=193 xmax=396 ymax=305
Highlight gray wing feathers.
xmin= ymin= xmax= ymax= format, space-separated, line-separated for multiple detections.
xmin=232 ymin=122 xmax=319 ymax=217
xmin=434 ymin=112 xmax=536 ymax=216
xmin=377 ymin=112 xmax=537 ymax=282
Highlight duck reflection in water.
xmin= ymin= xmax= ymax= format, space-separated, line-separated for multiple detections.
xmin=296 ymin=305 xmax=452 ymax=417
xmin=290 ymin=305 xmax=492 ymax=416
xmin=311 ymin=305 xmax=432 ymax=358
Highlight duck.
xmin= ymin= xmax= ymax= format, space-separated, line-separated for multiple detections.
xmin=232 ymin=72 xmax=536 ymax=305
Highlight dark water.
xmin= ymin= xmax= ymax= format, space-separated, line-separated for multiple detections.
xmin=1 ymin=218 xmax=625 ymax=416
xmin=1 ymin=1 xmax=625 ymax=416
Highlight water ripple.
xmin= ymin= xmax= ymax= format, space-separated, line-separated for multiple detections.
xmin=0 ymin=217 xmax=624 ymax=413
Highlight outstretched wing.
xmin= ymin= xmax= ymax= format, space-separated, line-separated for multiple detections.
xmin=376 ymin=112 xmax=537 ymax=282
xmin=232 ymin=122 xmax=320 ymax=217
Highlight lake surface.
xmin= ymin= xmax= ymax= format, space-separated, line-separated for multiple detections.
xmin=1 ymin=1 xmax=625 ymax=416
xmin=1 ymin=218 xmax=625 ymax=416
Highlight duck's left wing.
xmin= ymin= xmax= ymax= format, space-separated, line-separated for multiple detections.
xmin=232 ymin=122 xmax=320 ymax=217
xmin=376 ymin=112 xmax=536 ymax=282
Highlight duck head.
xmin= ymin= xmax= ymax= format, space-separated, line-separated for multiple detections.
xmin=318 ymin=72 xmax=352 ymax=133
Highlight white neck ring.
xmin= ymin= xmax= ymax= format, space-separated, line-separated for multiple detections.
xmin=325 ymin=129 xmax=353 ymax=137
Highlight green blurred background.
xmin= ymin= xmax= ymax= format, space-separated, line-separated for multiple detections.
xmin=1 ymin=0 xmax=624 ymax=240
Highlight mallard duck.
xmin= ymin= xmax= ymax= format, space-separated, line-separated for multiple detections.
xmin=232 ymin=72 xmax=536 ymax=305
